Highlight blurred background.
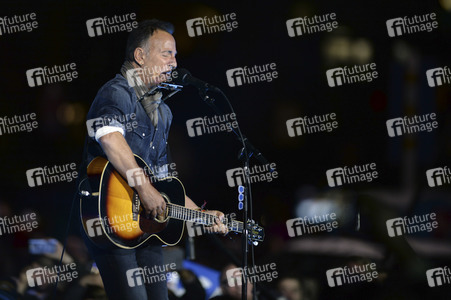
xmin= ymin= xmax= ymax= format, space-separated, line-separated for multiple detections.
xmin=1 ymin=0 xmax=451 ymax=299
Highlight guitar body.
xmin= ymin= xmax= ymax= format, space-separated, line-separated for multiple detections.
xmin=80 ymin=155 xmax=186 ymax=249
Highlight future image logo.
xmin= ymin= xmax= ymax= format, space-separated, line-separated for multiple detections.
xmin=126 ymin=264 xmax=178 ymax=287
xmin=126 ymin=163 xmax=177 ymax=187
xmin=426 ymin=267 xmax=451 ymax=287
xmin=26 ymin=63 xmax=78 ymax=87
xmin=386 ymin=213 xmax=438 ymax=237
xmin=286 ymin=13 xmax=338 ymax=37
xmin=86 ymin=113 xmax=138 ymax=138
xmin=0 ymin=213 xmax=38 ymax=236
xmin=386 ymin=113 xmax=438 ymax=137
xmin=386 ymin=13 xmax=438 ymax=37
xmin=86 ymin=13 xmax=138 ymax=37
xmin=426 ymin=67 xmax=451 ymax=87
xmin=286 ymin=113 xmax=338 ymax=137
xmin=0 ymin=13 xmax=38 ymax=36
xmin=326 ymin=263 xmax=378 ymax=287
xmin=226 ymin=263 xmax=278 ymax=287
xmin=26 ymin=163 xmax=78 ymax=187
xmin=226 ymin=63 xmax=278 ymax=87
xmin=426 ymin=167 xmax=451 ymax=187
xmin=186 ymin=13 xmax=238 ymax=37
xmin=226 ymin=163 xmax=277 ymax=187
xmin=326 ymin=63 xmax=378 ymax=87
xmin=0 ymin=113 xmax=38 ymax=135
xmin=286 ymin=213 xmax=338 ymax=237
xmin=26 ymin=263 xmax=78 ymax=287
xmin=186 ymin=114 xmax=238 ymax=137
xmin=326 ymin=163 xmax=378 ymax=187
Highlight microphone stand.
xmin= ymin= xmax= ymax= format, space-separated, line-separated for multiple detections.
xmin=197 ymin=88 xmax=268 ymax=300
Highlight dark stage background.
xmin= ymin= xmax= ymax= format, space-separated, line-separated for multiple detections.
xmin=1 ymin=0 xmax=451 ymax=299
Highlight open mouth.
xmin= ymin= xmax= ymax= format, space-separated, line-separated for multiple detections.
xmin=161 ymin=71 xmax=172 ymax=82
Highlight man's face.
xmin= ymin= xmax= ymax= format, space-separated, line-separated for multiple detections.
xmin=140 ymin=29 xmax=177 ymax=87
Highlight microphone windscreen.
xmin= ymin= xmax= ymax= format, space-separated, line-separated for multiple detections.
xmin=170 ymin=68 xmax=191 ymax=86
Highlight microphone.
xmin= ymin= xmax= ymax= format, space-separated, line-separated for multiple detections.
xmin=170 ymin=68 xmax=220 ymax=92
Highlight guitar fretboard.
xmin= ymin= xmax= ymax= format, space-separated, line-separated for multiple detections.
xmin=167 ymin=203 xmax=244 ymax=233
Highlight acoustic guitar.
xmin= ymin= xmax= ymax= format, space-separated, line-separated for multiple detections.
xmin=80 ymin=155 xmax=264 ymax=249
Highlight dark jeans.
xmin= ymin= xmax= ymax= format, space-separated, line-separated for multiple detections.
xmin=82 ymin=231 xmax=169 ymax=300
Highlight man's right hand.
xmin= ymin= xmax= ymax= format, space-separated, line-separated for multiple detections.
xmin=135 ymin=178 xmax=166 ymax=219
xmin=98 ymin=132 xmax=167 ymax=219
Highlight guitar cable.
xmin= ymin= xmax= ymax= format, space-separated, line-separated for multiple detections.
xmin=51 ymin=135 xmax=91 ymax=300
xmin=49 ymin=177 xmax=83 ymax=300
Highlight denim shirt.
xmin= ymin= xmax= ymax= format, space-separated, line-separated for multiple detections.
xmin=81 ymin=74 xmax=172 ymax=178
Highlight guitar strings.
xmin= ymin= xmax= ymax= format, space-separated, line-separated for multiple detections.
xmin=166 ymin=203 xmax=243 ymax=230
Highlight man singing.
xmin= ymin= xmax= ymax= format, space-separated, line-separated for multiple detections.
xmin=80 ymin=19 xmax=227 ymax=299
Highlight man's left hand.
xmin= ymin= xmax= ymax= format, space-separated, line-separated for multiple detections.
xmin=205 ymin=210 xmax=228 ymax=235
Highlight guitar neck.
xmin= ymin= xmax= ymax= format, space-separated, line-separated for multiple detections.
xmin=167 ymin=203 xmax=244 ymax=233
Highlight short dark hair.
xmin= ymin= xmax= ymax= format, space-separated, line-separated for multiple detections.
xmin=125 ymin=19 xmax=174 ymax=62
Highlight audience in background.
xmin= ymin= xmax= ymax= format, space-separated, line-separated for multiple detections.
xmin=277 ymin=276 xmax=303 ymax=300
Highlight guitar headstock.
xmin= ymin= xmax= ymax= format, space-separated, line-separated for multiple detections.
xmin=225 ymin=217 xmax=264 ymax=245
xmin=246 ymin=219 xmax=265 ymax=245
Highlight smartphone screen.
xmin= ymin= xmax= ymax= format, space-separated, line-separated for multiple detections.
xmin=28 ymin=238 xmax=57 ymax=254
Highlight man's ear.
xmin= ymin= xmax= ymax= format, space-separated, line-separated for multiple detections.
xmin=134 ymin=47 xmax=145 ymax=66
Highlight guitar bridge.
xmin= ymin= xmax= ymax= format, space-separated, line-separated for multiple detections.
xmin=132 ymin=192 xmax=140 ymax=221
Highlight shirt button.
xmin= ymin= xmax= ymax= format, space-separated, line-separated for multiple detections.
xmin=152 ymin=146 xmax=155 ymax=149
xmin=142 ymin=133 xmax=145 ymax=136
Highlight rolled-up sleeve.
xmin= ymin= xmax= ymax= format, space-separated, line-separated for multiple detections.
xmin=86 ymin=83 xmax=133 ymax=143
